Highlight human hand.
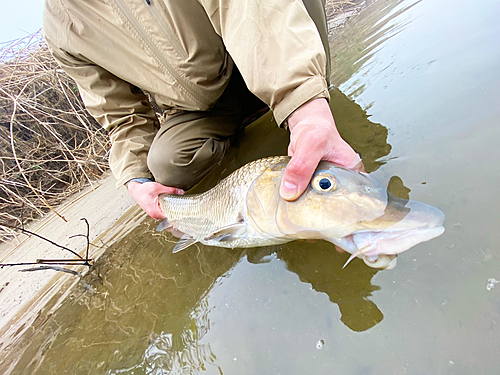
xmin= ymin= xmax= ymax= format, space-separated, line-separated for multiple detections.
xmin=127 ymin=181 xmax=184 ymax=219
xmin=280 ymin=98 xmax=363 ymax=201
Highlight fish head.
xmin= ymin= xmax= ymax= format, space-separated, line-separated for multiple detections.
xmin=247 ymin=160 xmax=445 ymax=269
xmin=342 ymin=193 xmax=445 ymax=268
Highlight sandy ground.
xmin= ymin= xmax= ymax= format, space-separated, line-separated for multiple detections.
xmin=0 ymin=173 xmax=145 ymax=349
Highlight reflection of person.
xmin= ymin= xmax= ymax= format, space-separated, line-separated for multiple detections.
xmin=43 ymin=0 xmax=360 ymax=218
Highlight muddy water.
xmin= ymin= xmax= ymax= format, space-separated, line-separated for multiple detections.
xmin=4 ymin=0 xmax=500 ymax=373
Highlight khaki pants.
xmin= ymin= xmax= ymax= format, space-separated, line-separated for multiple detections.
xmin=147 ymin=0 xmax=330 ymax=190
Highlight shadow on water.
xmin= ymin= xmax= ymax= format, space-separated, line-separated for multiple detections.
xmin=244 ymin=242 xmax=383 ymax=333
xmin=34 ymin=0 xmax=500 ymax=372
xmin=277 ymin=243 xmax=383 ymax=332
xmin=330 ymin=87 xmax=392 ymax=173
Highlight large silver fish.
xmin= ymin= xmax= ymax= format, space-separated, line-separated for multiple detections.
xmin=158 ymin=156 xmax=445 ymax=269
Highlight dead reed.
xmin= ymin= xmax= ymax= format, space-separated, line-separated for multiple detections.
xmin=326 ymin=0 xmax=365 ymax=33
xmin=0 ymin=32 xmax=110 ymax=243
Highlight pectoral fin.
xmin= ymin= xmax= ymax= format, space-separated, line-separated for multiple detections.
xmin=156 ymin=218 xmax=172 ymax=232
xmin=342 ymin=251 xmax=363 ymax=269
xmin=204 ymin=222 xmax=247 ymax=242
xmin=342 ymin=246 xmax=373 ymax=269
xmin=173 ymin=234 xmax=198 ymax=253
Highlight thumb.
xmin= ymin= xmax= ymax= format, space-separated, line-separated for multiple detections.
xmin=280 ymin=150 xmax=321 ymax=201
xmin=151 ymin=183 xmax=184 ymax=196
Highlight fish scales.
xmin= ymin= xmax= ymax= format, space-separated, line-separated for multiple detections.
xmin=160 ymin=156 xmax=289 ymax=248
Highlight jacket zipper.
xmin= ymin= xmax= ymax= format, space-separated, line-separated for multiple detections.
xmin=113 ymin=0 xmax=210 ymax=107
xmin=145 ymin=0 xmax=188 ymax=60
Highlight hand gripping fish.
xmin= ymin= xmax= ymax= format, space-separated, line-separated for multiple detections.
xmin=158 ymin=156 xmax=445 ymax=269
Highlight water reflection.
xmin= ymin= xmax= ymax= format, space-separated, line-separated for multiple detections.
xmin=278 ymin=242 xmax=383 ymax=332
xmin=5 ymin=217 xmax=391 ymax=372
xmin=329 ymin=0 xmax=416 ymax=91
xmin=105 ymin=240 xmax=385 ymax=374
xmin=5 ymin=221 xmax=243 ymax=373
xmin=92 ymin=0 xmax=500 ymax=373
xmin=111 ymin=301 xmax=220 ymax=374
xmin=329 ymin=87 xmax=391 ymax=173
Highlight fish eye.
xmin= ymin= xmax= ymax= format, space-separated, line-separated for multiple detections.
xmin=362 ymin=185 xmax=372 ymax=193
xmin=319 ymin=178 xmax=331 ymax=190
xmin=312 ymin=172 xmax=338 ymax=192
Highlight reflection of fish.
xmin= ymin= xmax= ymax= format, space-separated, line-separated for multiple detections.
xmin=158 ymin=156 xmax=445 ymax=269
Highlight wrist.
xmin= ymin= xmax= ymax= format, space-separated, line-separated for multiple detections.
xmin=126 ymin=177 xmax=154 ymax=188
xmin=287 ymin=98 xmax=332 ymax=131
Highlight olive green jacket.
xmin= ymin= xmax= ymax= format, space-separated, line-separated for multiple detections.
xmin=43 ymin=0 xmax=329 ymax=186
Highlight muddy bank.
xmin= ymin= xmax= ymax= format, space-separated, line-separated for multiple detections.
xmin=0 ymin=174 xmax=140 ymax=354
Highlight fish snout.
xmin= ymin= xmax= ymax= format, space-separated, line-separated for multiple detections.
xmin=384 ymin=199 xmax=445 ymax=232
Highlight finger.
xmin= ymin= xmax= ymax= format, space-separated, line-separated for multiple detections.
xmin=345 ymin=152 xmax=363 ymax=170
xmin=280 ymin=148 xmax=322 ymax=201
xmin=151 ymin=184 xmax=184 ymax=196
xmin=351 ymin=159 xmax=366 ymax=173
xmin=148 ymin=196 xmax=166 ymax=220
xmin=149 ymin=208 xmax=165 ymax=220
xmin=325 ymin=143 xmax=362 ymax=169
xmin=161 ymin=187 xmax=184 ymax=195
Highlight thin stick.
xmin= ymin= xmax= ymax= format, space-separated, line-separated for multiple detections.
xmin=0 ymin=223 xmax=83 ymax=259
xmin=19 ymin=265 xmax=82 ymax=276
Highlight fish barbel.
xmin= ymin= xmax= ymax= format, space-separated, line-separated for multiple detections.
xmin=158 ymin=156 xmax=445 ymax=269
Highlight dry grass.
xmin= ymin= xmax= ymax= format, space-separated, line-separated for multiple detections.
xmin=326 ymin=0 xmax=364 ymax=17
xmin=326 ymin=0 xmax=366 ymax=33
xmin=0 ymin=32 xmax=109 ymax=243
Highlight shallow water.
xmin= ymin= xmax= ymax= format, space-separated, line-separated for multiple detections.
xmin=4 ymin=0 xmax=500 ymax=373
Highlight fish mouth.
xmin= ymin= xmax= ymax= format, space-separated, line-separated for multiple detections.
xmin=352 ymin=226 xmax=445 ymax=257
xmin=340 ymin=225 xmax=444 ymax=254
xmin=328 ymin=198 xmax=445 ymax=269
xmin=330 ymin=225 xmax=444 ymax=270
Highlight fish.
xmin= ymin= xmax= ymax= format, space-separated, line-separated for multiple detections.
xmin=158 ymin=156 xmax=445 ymax=269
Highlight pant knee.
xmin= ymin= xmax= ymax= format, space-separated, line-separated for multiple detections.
xmin=148 ymin=137 xmax=228 ymax=190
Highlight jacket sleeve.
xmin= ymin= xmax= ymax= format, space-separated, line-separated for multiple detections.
xmin=44 ymin=42 xmax=159 ymax=187
xmin=197 ymin=0 xmax=330 ymax=126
